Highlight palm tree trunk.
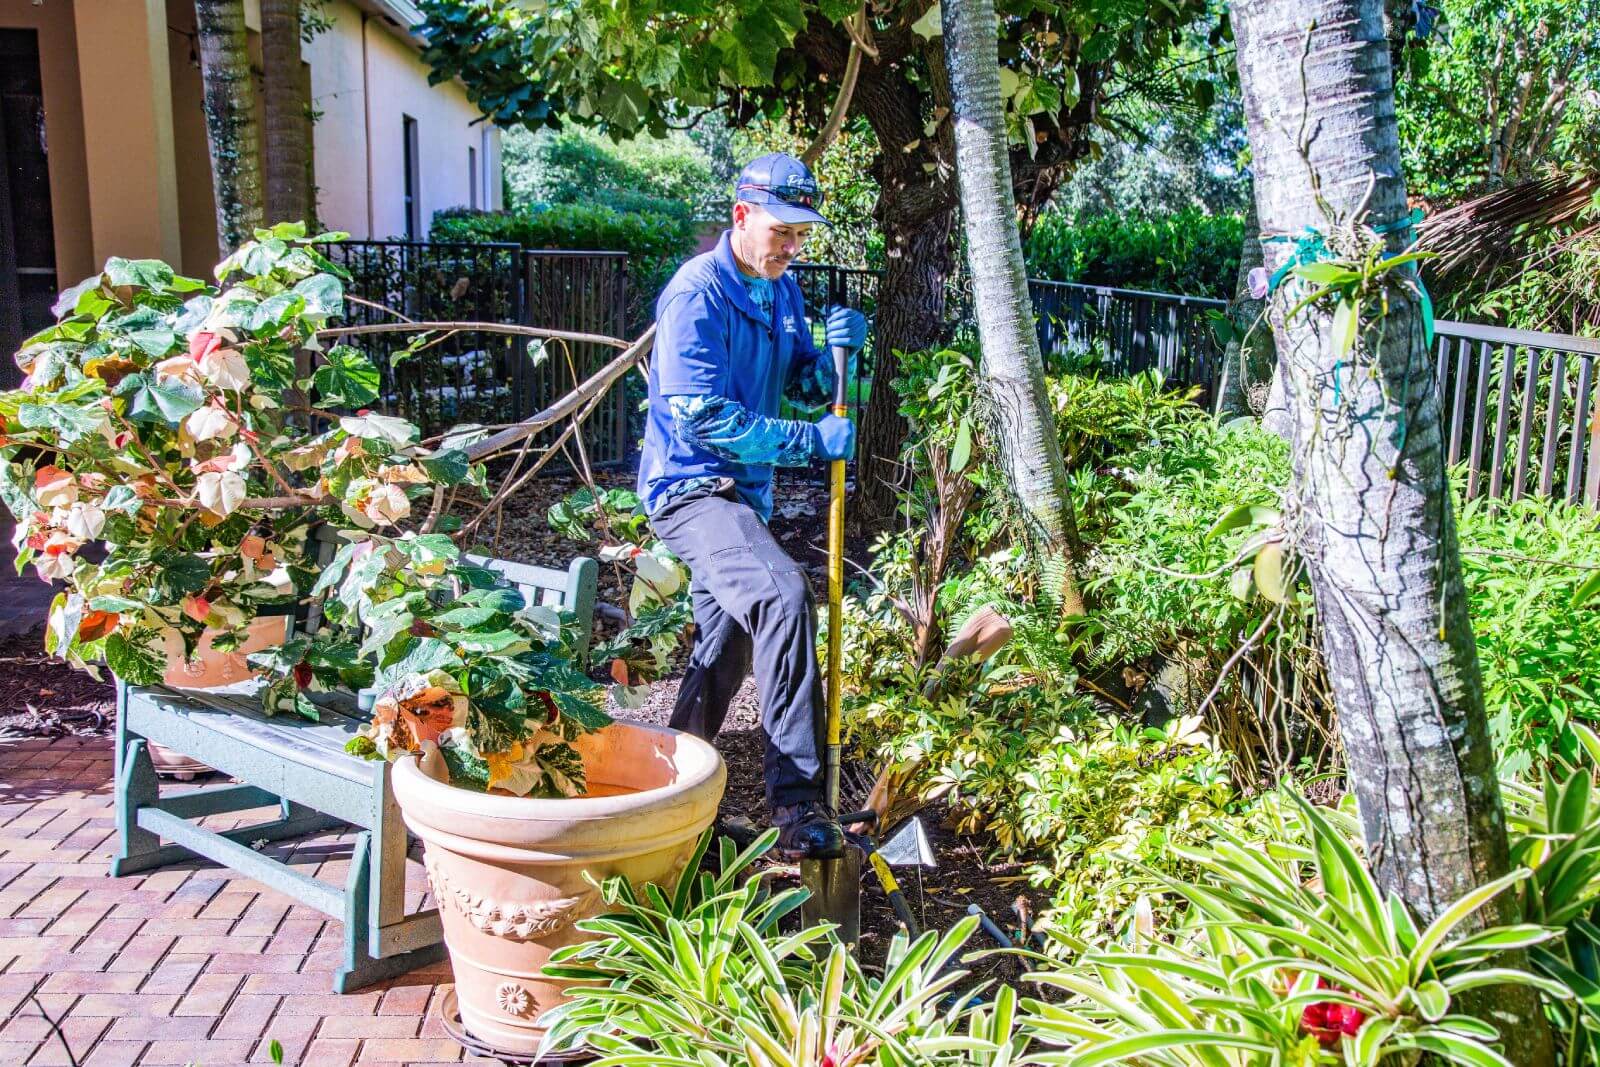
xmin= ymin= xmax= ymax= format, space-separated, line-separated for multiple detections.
xmin=941 ymin=0 xmax=1083 ymax=615
xmin=1214 ymin=196 xmax=1279 ymax=422
xmin=1234 ymin=1 xmax=1550 ymax=1060
xmin=261 ymin=0 xmax=309 ymax=225
xmin=194 ymin=0 xmax=263 ymax=257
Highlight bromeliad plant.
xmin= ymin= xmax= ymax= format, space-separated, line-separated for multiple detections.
xmin=1 ymin=223 xmax=613 ymax=797
xmin=1021 ymin=790 xmax=1572 ymax=1066
xmin=535 ymin=829 xmax=1028 ymax=1066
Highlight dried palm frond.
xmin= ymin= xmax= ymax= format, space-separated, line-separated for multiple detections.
xmin=1419 ymin=168 xmax=1599 ymax=281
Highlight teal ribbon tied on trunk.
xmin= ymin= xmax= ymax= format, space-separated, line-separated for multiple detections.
xmin=1261 ymin=207 xmax=1434 ymax=349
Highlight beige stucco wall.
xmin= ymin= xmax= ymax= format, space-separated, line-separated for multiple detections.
xmin=305 ymin=0 xmax=501 ymax=240
xmin=5 ymin=0 xmax=499 ymax=296
xmin=2 ymin=0 xmax=95 ymax=286
xmin=72 ymin=0 xmax=184 ymax=268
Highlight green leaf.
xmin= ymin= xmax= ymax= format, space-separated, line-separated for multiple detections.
xmin=911 ymin=3 xmax=942 ymax=38
xmin=433 ymin=604 xmax=503 ymax=629
xmin=1294 ymin=262 xmax=1361 ymax=287
xmin=293 ymin=274 xmax=345 ymax=318
xmin=103 ymin=257 xmax=175 ymax=291
xmin=153 ymin=555 xmax=213 ymax=602
xmin=1409 ymin=868 xmax=1532 ymax=974
xmin=118 ymin=372 xmax=206 ymax=424
xmin=419 ymin=448 xmax=470 ymax=485
xmin=1067 ymin=1030 xmax=1276 ymax=1066
xmin=950 ymin=418 xmax=973 ymax=472
xmin=375 ymin=637 xmax=462 ymax=689
xmin=104 ymin=630 xmax=165 ymax=685
xmin=1331 ymin=298 xmax=1359 ymax=359
xmin=554 ymin=690 xmax=611 ymax=731
xmin=312 ymin=346 xmax=381 ymax=408
xmin=1414 ymin=979 xmax=1449 ymax=1021
xmin=1572 ymin=571 xmax=1600 ymax=610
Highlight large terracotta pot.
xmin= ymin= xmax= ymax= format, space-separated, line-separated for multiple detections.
xmin=392 ymin=721 xmax=726 ymax=1056
xmin=160 ymin=614 xmax=289 ymax=689
xmin=142 ymin=615 xmax=291 ymax=778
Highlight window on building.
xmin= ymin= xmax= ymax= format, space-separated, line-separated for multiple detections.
xmin=402 ymin=115 xmax=420 ymax=240
xmin=468 ymin=146 xmax=478 ymax=210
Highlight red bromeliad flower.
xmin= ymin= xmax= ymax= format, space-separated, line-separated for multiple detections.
xmin=293 ymin=661 xmax=314 ymax=689
xmin=1300 ymin=977 xmax=1368 ymax=1046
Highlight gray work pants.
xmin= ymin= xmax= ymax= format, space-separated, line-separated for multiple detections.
xmin=648 ymin=484 xmax=824 ymax=809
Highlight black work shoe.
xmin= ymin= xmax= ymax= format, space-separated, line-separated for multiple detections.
xmin=773 ymin=801 xmax=845 ymax=860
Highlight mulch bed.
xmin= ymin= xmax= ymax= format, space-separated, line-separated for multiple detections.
xmin=0 ymin=627 xmax=117 ymax=740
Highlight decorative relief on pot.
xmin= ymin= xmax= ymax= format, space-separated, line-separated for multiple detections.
xmin=495 ymin=981 xmax=533 ymax=1017
xmin=424 ymin=855 xmax=598 ymax=939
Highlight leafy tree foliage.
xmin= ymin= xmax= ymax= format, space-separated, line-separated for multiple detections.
xmin=501 ymin=126 xmax=726 ymax=220
xmin=415 ymin=0 xmax=1218 ymax=525
xmin=1397 ymin=0 xmax=1600 ymax=201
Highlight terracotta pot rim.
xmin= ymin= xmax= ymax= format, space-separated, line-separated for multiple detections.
xmin=393 ymin=716 xmax=726 ymax=825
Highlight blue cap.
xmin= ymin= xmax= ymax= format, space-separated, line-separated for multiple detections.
xmin=734 ymin=153 xmax=830 ymax=226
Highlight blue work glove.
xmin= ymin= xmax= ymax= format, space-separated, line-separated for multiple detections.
xmin=811 ymin=413 xmax=856 ymax=461
xmin=824 ymin=305 xmax=867 ymax=353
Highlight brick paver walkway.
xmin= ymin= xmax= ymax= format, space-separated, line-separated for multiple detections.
xmin=0 ymin=736 xmax=506 ymax=1066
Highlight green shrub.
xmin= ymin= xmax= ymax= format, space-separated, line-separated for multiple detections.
xmin=504 ymin=126 xmax=725 ymax=221
xmin=1457 ymin=492 xmax=1600 ymax=775
xmin=1025 ymin=207 xmax=1244 ymax=299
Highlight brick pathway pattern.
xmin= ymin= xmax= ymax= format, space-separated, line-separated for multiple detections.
xmin=0 ymin=737 xmax=507 ymax=1066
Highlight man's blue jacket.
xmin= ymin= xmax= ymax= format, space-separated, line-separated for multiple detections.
xmin=637 ymin=230 xmax=839 ymax=522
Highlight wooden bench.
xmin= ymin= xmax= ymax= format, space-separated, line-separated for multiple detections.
xmin=110 ymin=534 xmax=599 ymax=992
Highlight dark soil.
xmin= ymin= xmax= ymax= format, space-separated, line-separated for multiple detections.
xmin=0 ymin=627 xmax=117 ymax=740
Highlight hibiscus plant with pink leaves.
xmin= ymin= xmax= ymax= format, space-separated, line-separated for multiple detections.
xmin=0 ymin=222 xmax=610 ymax=798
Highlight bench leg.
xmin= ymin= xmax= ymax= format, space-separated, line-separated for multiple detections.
xmin=333 ymin=831 xmax=446 ymax=993
xmin=111 ymin=738 xmax=167 ymax=877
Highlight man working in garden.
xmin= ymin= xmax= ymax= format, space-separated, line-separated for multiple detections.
xmin=639 ymin=153 xmax=867 ymax=861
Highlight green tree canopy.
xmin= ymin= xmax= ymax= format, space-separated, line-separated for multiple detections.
xmin=416 ymin=0 xmax=1219 ymax=524
xmin=1398 ymin=0 xmax=1600 ymax=201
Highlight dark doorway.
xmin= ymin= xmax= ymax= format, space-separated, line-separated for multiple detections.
xmin=0 ymin=29 xmax=58 ymax=384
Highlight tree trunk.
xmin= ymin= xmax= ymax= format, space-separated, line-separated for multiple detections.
xmin=856 ymin=204 xmax=956 ymax=521
xmin=195 ymin=0 xmax=264 ymax=257
xmin=1233 ymin=2 xmax=1551 ymax=1060
xmin=1214 ymin=195 xmax=1277 ymax=421
xmin=941 ymin=0 xmax=1084 ymax=614
xmin=261 ymin=0 xmax=309 ymax=225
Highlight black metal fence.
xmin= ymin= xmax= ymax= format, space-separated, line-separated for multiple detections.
xmin=324 ymin=243 xmax=1600 ymax=510
xmin=521 ymin=250 xmax=630 ymax=466
xmin=320 ymin=241 xmax=523 ymax=435
xmin=1004 ymin=279 xmax=1600 ymax=511
xmin=789 ymin=263 xmax=884 ymax=423
xmin=1432 ymin=320 xmax=1600 ymax=508
xmin=1028 ymin=280 xmax=1226 ymax=395
xmin=325 ymin=241 xmax=632 ymax=464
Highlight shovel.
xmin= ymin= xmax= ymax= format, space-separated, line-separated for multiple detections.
xmin=801 ymin=338 xmax=859 ymax=943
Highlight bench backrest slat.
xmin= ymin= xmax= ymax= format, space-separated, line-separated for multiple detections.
xmin=303 ymin=526 xmax=597 ymax=660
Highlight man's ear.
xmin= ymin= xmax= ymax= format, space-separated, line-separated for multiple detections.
xmin=732 ymin=202 xmax=749 ymax=229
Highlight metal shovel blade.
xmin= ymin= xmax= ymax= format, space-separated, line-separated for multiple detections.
xmin=801 ymin=851 xmax=860 ymax=946
xmin=877 ymin=817 xmax=937 ymax=868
